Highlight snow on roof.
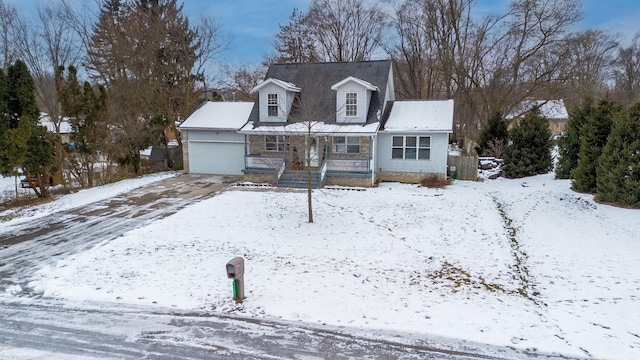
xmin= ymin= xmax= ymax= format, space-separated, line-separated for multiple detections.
xmin=39 ymin=120 xmax=73 ymax=134
xmin=331 ymin=76 xmax=378 ymax=91
xmin=179 ymin=101 xmax=253 ymax=130
xmin=506 ymin=99 xmax=568 ymax=120
xmin=382 ymin=99 xmax=454 ymax=133
xmin=252 ymin=78 xmax=301 ymax=93
xmin=239 ymin=120 xmax=380 ymax=135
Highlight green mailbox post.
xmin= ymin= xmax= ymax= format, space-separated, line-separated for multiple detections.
xmin=226 ymin=257 xmax=245 ymax=303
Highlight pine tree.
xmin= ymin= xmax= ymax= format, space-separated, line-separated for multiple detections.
xmin=572 ymin=97 xmax=622 ymax=193
xmin=57 ymin=66 xmax=110 ymax=188
xmin=0 ymin=69 xmax=8 ymax=138
xmin=556 ymin=97 xmax=593 ymax=179
xmin=7 ymin=60 xmax=39 ymax=128
xmin=502 ymin=108 xmax=553 ymax=178
xmin=475 ymin=112 xmax=508 ymax=157
xmin=0 ymin=60 xmax=53 ymax=197
xmin=596 ymin=103 xmax=640 ymax=208
xmin=272 ymin=8 xmax=318 ymax=64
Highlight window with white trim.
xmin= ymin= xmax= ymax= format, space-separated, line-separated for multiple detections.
xmin=333 ymin=136 xmax=360 ymax=154
xmin=267 ymin=93 xmax=278 ymax=117
xmin=392 ymin=136 xmax=431 ymax=160
xmin=265 ymin=135 xmax=287 ymax=151
xmin=345 ymin=92 xmax=357 ymax=117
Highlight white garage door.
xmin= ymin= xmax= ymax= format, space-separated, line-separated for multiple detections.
xmin=188 ymin=141 xmax=245 ymax=175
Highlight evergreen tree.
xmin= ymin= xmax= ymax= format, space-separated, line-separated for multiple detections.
xmin=272 ymin=8 xmax=318 ymax=63
xmin=0 ymin=116 xmax=30 ymax=176
xmin=572 ymin=97 xmax=622 ymax=193
xmin=0 ymin=69 xmax=9 ymax=138
xmin=7 ymin=60 xmax=39 ymax=128
xmin=502 ymin=108 xmax=553 ymax=178
xmin=57 ymin=66 xmax=110 ymax=188
xmin=23 ymin=125 xmax=55 ymax=195
xmin=475 ymin=112 xmax=508 ymax=157
xmin=596 ymin=103 xmax=640 ymax=208
xmin=556 ymin=97 xmax=593 ymax=179
xmin=0 ymin=60 xmax=53 ymax=197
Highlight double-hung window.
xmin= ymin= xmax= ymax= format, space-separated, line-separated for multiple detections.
xmin=333 ymin=136 xmax=360 ymax=154
xmin=345 ymin=93 xmax=357 ymax=117
xmin=265 ymin=135 xmax=287 ymax=151
xmin=392 ymin=136 xmax=431 ymax=160
xmin=267 ymin=93 xmax=278 ymax=117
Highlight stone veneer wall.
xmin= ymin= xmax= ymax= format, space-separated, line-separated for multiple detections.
xmin=243 ymin=172 xmax=277 ymax=185
xmin=325 ymin=176 xmax=372 ymax=188
xmin=376 ymin=171 xmax=445 ymax=184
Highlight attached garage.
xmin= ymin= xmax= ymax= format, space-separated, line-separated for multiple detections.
xmin=179 ymin=101 xmax=253 ymax=175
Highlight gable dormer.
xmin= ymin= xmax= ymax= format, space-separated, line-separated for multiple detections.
xmin=252 ymin=78 xmax=301 ymax=122
xmin=331 ymin=76 xmax=378 ymax=124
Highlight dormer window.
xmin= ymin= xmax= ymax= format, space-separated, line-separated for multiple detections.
xmin=331 ymin=76 xmax=378 ymax=124
xmin=267 ymin=94 xmax=278 ymax=117
xmin=346 ymin=93 xmax=357 ymax=117
xmin=251 ymin=78 xmax=300 ymax=122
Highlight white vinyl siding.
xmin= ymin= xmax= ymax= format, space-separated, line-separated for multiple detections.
xmin=258 ymin=83 xmax=295 ymax=122
xmin=377 ymin=132 xmax=448 ymax=176
xmin=334 ymin=82 xmax=370 ymax=123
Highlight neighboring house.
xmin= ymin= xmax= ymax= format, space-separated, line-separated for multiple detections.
xmin=181 ymin=60 xmax=454 ymax=187
xmin=179 ymin=101 xmax=253 ymax=175
xmin=506 ymin=99 xmax=569 ymax=136
xmin=39 ymin=114 xmax=73 ymax=146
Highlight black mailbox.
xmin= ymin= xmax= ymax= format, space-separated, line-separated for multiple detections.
xmin=226 ymin=257 xmax=244 ymax=279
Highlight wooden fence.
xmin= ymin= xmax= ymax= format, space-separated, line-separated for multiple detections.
xmin=447 ymin=154 xmax=479 ymax=181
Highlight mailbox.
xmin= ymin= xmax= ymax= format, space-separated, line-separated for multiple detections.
xmin=226 ymin=257 xmax=245 ymax=302
xmin=226 ymin=257 xmax=244 ymax=279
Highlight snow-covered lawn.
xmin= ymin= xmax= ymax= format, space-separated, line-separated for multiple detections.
xmin=3 ymin=173 xmax=639 ymax=359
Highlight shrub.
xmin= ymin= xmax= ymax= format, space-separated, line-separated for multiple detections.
xmin=420 ymin=175 xmax=450 ymax=188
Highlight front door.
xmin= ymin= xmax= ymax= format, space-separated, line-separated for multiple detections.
xmin=308 ymin=137 xmax=319 ymax=167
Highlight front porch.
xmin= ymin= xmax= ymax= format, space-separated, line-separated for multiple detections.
xmin=243 ymin=153 xmax=374 ymax=189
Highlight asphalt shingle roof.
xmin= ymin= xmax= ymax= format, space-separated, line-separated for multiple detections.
xmin=247 ymin=60 xmax=392 ymax=128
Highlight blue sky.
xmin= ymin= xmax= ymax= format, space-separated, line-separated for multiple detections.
xmin=186 ymin=0 xmax=640 ymax=62
xmin=8 ymin=0 xmax=640 ymax=62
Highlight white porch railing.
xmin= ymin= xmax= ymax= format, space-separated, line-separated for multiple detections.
xmin=319 ymin=157 xmax=328 ymax=185
xmin=326 ymin=158 xmax=371 ymax=172
xmin=245 ymin=155 xmax=284 ymax=170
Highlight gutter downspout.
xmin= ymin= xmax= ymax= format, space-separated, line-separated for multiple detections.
xmin=370 ymin=134 xmax=376 ymax=187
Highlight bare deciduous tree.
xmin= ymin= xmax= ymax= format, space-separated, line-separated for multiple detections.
xmin=218 ymin=62 xmax=266 ymax=101
xmin=0 ymin=1 xmax=18 ymax=69
xmin=613 ymin=32 xmax=640 ymax=105
xmin=560 ymin=30 xmax=618 ymax=108
xmin=306 ymin=0 xmax=386 ymax=62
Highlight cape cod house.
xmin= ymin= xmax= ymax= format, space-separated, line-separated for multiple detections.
xmin=180 ymin=60 xmax=454 ymax=187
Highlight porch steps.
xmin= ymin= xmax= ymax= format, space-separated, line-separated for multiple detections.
xmin=277 ymin=170 xmax=322 ymax=189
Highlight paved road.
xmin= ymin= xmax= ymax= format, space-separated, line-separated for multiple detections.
xmin=0 ymin=174 xmax=574 ymax=359
xmin=1 ymin=298 xmax=515 ymax=359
